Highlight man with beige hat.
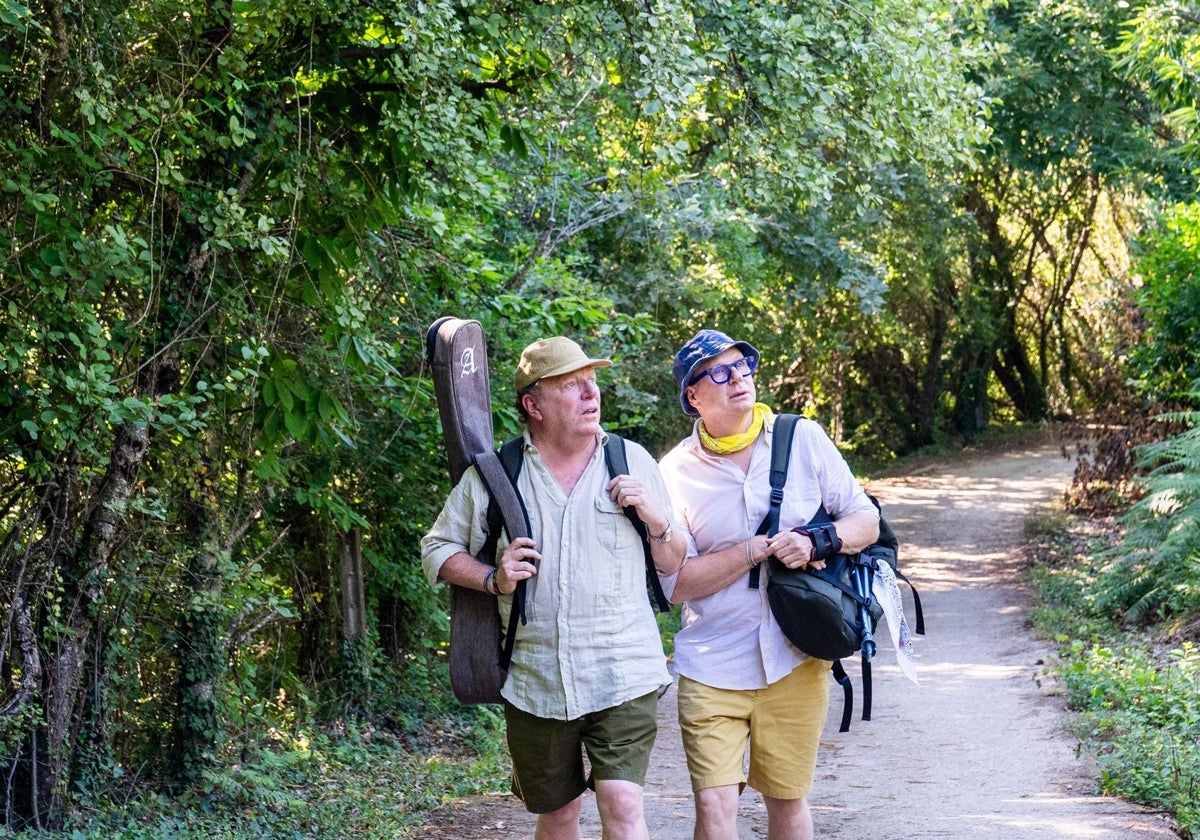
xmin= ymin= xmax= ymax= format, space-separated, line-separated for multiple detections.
xmin=422 ymin=336 xmax=684 ymax=840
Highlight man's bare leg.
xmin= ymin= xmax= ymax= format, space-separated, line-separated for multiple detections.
xmin=693 ymin=784 xmax=739 ymax=840
xmin=595 ymin=779 xmax=650 ymax=840
xmin=763 ymin=794 xmax=813 ymax=840
xmin=535 ymin=795 xmax=584 ymax=840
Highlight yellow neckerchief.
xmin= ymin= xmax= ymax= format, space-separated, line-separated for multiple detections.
xmin=699 ymin=403 xmax=773 ymax=454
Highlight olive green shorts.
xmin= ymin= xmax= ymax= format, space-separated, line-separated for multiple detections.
xmin=504 ymin=691 xmax=659 ymax=814
xmin=677 ymin=656 xmax=829 ymax=799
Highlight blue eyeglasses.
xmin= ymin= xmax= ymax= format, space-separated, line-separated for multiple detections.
xmin=690 ymin=356 xmax=757 ymax=386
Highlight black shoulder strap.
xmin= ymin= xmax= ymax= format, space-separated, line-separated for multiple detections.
xmin=604 ymin=435 xmax=671 ymax=613
xmin=831 ymin=659 xmax=855 ymax=733
xmin=480 ymin=439 xmax=529 ymax=565
xmin=750 ymin=413 xmax=799 ymax=589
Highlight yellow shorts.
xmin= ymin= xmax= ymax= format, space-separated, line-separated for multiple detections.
xmin=677 ymin=657 xmax=829 ymax=799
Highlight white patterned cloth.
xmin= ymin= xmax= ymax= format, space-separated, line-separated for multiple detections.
xmin=873 ymin=561 xmax=920 ymax=684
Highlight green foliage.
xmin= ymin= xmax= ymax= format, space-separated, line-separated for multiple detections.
xmin=1113 ymin=0 xmax=1200 ymax=166
xmin=1023 ymin=497 xmax=1112 ymax=628
xmin=1028 ymin=507 xmax=1199 ymax=837
xmin=1054 ymin=641 xmax=1200 ymax=834
xmin=1089 ymin=402 xmax=1200 ymax=622
xmin=1131 ymin=203 xmax=1200 ymax=403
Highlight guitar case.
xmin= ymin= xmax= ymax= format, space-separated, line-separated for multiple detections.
xmin=425 ymin=317 xmax=528 ymax=704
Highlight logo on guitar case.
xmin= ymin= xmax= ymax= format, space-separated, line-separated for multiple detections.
xmin=459 ymin=347 xmax=478 ymax=377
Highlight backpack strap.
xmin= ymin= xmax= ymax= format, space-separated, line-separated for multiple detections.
xmin=604 ymin=435 xmax=671 ymax=613
xmin=830 ymin=660 xmax=854 ymax=733
xmin=750 ymin=413 xmax=799 ymax=589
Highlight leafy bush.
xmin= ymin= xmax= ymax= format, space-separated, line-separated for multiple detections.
xmin=1028 ymin=502 xmax=1198 ymax=838
xmin=1089 ymin=401 xmax=1200 ymax=625
xmin=1130 ymin=203 xmax=1200 ymax=405
xmin=1055 ymin=642 xmax=1199 ymax=836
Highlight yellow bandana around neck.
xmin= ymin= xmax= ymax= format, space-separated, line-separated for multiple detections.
xmin=699 ymin=403 xmax=774 ymax=454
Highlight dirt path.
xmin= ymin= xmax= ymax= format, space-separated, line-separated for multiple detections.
xmin=421 ymin=440 xmax=1180 ymax=839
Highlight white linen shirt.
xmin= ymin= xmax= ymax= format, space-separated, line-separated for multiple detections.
xmin=657 ymin=414 xmax=878 ymax=690
xmin=421 ymin=430 xmax=672 ymax=720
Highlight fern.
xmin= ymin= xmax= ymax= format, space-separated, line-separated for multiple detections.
xmin=1092 ymin=402 xmax=1200 ymax=623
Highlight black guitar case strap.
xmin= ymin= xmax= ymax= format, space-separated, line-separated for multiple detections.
xmin=482 ymin=438 xmax=532 ymax=671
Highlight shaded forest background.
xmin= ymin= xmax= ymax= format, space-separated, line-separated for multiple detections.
xmin=1 ymin=0 xmax=1198 ymax=833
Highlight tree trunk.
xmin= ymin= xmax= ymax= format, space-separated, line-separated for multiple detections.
xmin=338 ymin=526 xmax=375 ymax=714
xmin=915 ymin=322 xmax=946 ymax=448
xmin=0 ymin=597 xmax=41 ymax=720
xmin=340 ymin=527 xmax=366 ymax=640
xmin=170 ymin=428 xmax=228 ymax=787
xmin=39 ymin=421 xmax=149 ymax=827
xmin=170 ymin=540 xmax=226 ymax=785
xmin=994 ymin=319 xmax=1051 ymax=421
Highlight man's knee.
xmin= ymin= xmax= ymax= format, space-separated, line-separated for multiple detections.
xmin=694 ymin=785 xmax=739 ymax=837
xmin=535 ymin=796 xmax=583 ymax=840
xmin=595 ymin=779 xmax=648 ymax=838
xmin=762 ymin=794 xmax=813 ymax=840
xmin=597 ymin=779 xmax=644 ymax=810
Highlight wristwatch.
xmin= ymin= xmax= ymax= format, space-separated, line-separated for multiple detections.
xmin=649 ymin=524 xmax=673 ymax=544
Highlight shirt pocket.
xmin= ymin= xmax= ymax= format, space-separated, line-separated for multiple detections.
xmin=593 ymin=494 xmax=638 ymax=607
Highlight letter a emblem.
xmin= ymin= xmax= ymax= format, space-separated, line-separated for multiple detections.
xmin=459 ymin=347 xmax=478 ymax=378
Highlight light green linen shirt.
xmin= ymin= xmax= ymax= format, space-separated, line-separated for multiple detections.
xmin=421 ymin=430 xmax=671 ymax=720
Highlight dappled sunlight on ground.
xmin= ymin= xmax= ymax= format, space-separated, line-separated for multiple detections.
xmin=914 ymin=661 xmax=1032 ymax=681
xmin=890 ymin=547 xmax=1009 ymax=591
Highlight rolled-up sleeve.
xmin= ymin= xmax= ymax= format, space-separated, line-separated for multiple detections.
xmin=420 ymin=468 xmax=493 ymax=587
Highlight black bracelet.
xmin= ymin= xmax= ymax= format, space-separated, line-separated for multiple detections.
xmin=483 ymin=567 xmax=498 ymax=595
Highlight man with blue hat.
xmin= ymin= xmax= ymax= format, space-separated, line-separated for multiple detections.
xmin=656 ymin=329 xmax=880 ymax=840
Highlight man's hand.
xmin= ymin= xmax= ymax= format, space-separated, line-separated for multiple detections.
xmin=496 ymin=536 xmax=540 ymax=595
xmin=765 ymin=530 xmax=827 ymax=571
xmin=606 ymin=475 xmax=670 ymax=538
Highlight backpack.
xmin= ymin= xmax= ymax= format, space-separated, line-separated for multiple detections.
xmin=478 ymin=435 xmax=671 ymax=677
xmin=753 ymin=413 xmax=925 ymax=731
